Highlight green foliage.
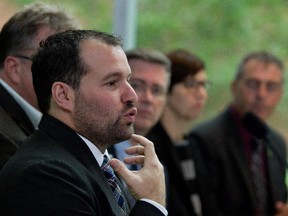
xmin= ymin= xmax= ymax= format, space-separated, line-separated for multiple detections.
xmin=12 ymin=0 xmax=114 ymax=32
xmin=9 ymin=0 xmax=288 ymax=137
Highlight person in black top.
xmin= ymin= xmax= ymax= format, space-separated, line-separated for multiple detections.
xmin=147 ymin=49 xmax=217 ymax=216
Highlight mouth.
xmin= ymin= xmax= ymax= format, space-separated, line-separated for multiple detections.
xmin=123 ymin=108 xmax=137 ymax=123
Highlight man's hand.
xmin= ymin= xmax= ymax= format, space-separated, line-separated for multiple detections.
xmin=275 ymin=201 xmax=288 ymax=216
xmin=109 ymin=134 xmax=166 ymax=207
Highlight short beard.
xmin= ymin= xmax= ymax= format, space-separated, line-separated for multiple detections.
xmin=72 ymin=90 xmax=134 ymax=152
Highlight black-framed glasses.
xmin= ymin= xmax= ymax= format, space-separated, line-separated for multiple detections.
xmin=182 ymin=79 xmax=211 ymax=91
xmin=12 ymin=54 xmax=32 ymax=61
xmin=243 ymin=79 xmax=283 ymax=93
xmin=130 ymin=79 xmax=167 ymax=98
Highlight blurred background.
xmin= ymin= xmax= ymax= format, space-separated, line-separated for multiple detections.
xmin=1 ymin=0 xmax=288 ymax=140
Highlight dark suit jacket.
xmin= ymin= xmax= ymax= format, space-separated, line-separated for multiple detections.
xmin=147 ymin=122 xmax=218 ymax=216
xmin=0 ymin=114 xmax=164 ymax=216
xmin=188 ymin=107 xmax=287 ymax=216
xmin=0 ymin=83 xmax=35 ymax=169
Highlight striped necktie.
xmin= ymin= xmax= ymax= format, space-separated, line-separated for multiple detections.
xmin=101 ymin=155 xmax=126 ymax=215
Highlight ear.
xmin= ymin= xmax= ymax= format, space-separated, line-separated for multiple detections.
xmin=51 ymin=82 xmax=75 ymax=112
xmin=2 ymin=56 xmax=22 ymax=84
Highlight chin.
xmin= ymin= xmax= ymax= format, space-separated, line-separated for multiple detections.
xmin=126 ymin=126 xmax=135 ymax=136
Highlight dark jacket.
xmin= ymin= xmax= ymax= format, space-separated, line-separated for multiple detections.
xmin=0 ymin=114 xmax=164 ymax=216
xmin=189 ymin=108 xmax=287 ymax=216
xmin=0 ymin=83 xmax=35 ymax=169
xmin=147 ymin=122 xmax=218 ymax=216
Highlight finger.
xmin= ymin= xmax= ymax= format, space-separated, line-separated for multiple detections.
xmin=275 ymin=201 xmax=284 ymax=210
xmin=129 ymin=134 xmax=155 ymax=152
xmin=124 ymin=155 xmax=145 ymax=165
xmin=129 ymin=134 xmax=157 ymax=163
xmin=109 ymin=158 xmax=133 ymax=181
xmin=125 ymin=145 xmax=145 ymax=155
xmin=275 ymin=201 xmax=287 ymax=212
xmin=128 ymin=135 xmax=142 ymax=146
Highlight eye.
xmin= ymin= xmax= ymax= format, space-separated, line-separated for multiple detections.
xmin=266 ymin=82 xmax=282 ymax=92
xmin=130 ymin=80 xmax=144 ymax=91
xmin=151 ymin=86 xmax=166 ymax=96
xmin=183 ymin=80 xmax=197 ymax=89
xmin=244 ymin=80 xmax=260 ymax=90
xmin=106 ymin=79 xmax=119 ymax=87
xmin=198 ymin=81 xmax=211 ymax=90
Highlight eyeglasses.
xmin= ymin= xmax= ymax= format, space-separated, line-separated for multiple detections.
xmin=12 ymin=54 xmax=32 ymax=61
xmin=182 ymin=79 xmax=211 ymax=90
xmin=243 ymin=79 xmax=283 ymax=93
xmin=130 ymin=79 xmax=167 ymax=97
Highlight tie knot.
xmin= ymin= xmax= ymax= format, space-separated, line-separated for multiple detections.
xmin=101 ymin=155 xmax=115 ymax=180
xmin=101 ymin=155 xmax=109 ymax=167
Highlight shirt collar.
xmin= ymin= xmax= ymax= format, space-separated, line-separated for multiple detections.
xmin=77 ymin=133 xmax=109 ymax=166
xmin=0 ymin=79 xmax=42 ymax=129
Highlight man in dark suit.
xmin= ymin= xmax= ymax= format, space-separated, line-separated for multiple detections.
xmin=0 ymin=29 xmax=167 ymax=216
xmin=0 ymin=2 xmax=80 ymax=169
xmin=189 ymin=51 xmax=288 ymax=216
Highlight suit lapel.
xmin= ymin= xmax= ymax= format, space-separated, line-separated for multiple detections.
xmin=0 ymin=83 xmax=35 ymax=135
xmin=265 ymin=133 xmax=284 ymax=204
xmin=39 ymin=114 xmax=127 ymax=215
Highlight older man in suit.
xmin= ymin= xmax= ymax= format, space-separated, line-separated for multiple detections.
xmin=189 ymin=51 xmax=287 ymax=216
xmin=0 ymin=2 xmax=80 ymax=169
xmin=0 ymin=29 xmax=166 ymax=216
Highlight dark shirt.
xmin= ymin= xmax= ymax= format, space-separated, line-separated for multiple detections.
xmin=147 ymin=122 xmax=218 ymax=216
xmin=175 ymin=140 xmax=202 ymax=215
xmin=230 ymin=106 xmax=267 ymax=177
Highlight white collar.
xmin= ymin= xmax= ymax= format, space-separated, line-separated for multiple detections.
xmin=77 ymin=133 xmax=109 ymax=166
xmin=0 ymin=79 xmax=42 ymax=129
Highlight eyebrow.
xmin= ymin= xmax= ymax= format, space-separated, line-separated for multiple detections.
xmin=102 ymin=71 xmax=131 ymax=81
xmin=131 ymin=78 xmax=166 ymax=88
xmin=130 ymin=79 xmax=145 ymax=83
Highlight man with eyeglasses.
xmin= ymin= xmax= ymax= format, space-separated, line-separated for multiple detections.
xmin=188 ymin=51 xmax=288 ymax=215
xmin=0 ymin=2 xmax=80 ymax=169
xmin=108 ymin=48 xmax=171 ymax=170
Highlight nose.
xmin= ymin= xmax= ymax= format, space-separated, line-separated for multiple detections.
xmin=124 ymin=81 xmax=138 ymax=103
xmin=140 ymin=88 xmax=155 ymax=103
xmin=195 ymin=85 xmax=208 ymax=100
xmin=256 ymin=83 xmax=268 ymax=98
